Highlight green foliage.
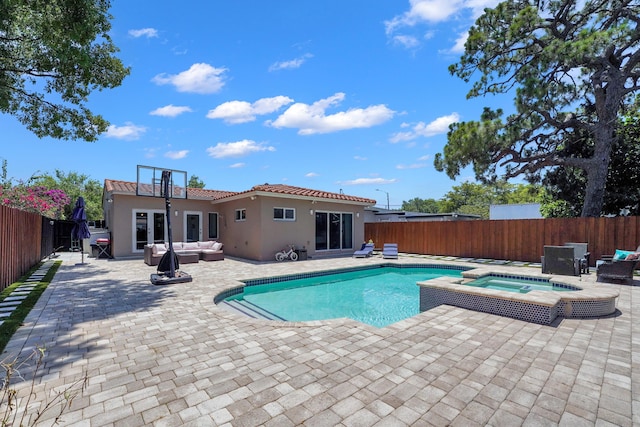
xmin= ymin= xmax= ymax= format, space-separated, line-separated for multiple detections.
xmin=402 ymin=181 xmax=542 ymax=219
xmin=0 ymin=0 xmax=130 ymax=140
xmin=31 ymin=170 xmax=103 ymax=220
xmin=401 ymin=197 xmax=442 ymax=213
xmin=188 ymin=175 xmax=205 ymax=188
xmin=542 ymin=109 xmax=640 ymax=217
xmin=441 ymin=0 xmax=640 ymax=217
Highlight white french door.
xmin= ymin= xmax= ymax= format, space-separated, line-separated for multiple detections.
xmin=133 ymin=210 xmax=167 ymax=252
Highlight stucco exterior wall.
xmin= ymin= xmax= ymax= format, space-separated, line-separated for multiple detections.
xmin=105 ymin=191 xmax=369 ymax=261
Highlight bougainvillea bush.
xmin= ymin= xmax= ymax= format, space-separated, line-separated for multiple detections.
xmin=0 ymin=183 xmax=70 ymax=219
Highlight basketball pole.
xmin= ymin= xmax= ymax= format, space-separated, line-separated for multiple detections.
xmin=162 ymin=170 xmax=176 ymax=278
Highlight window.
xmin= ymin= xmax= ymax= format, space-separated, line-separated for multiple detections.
xmin=235 ymin=208 xmax=246 ymax=221
xmin=208 ymin=212 xmax=218 ymax=239
xmin=273 ymin=207 xmax=295 ymax=221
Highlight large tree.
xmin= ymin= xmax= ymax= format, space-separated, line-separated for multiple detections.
xmin=0 ymin=0 xmax=130 ymax=140
xmin=542 ymin=108 xmax=640 ymax=216
xmin=435 ymin=0 xmax=640 ymax=217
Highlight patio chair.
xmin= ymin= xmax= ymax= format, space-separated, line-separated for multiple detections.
xmin=382 ymin=243 xmax=398 ymax=259
xmin=564 ymin=242 xmax=590 ymax=274
xmin=597 ymin=259 xmax=639 ymax=282
xmin=353 ymin=242 xmax=374 ymax=258
xmin=541 ymin=245 xmax=580 ymax=276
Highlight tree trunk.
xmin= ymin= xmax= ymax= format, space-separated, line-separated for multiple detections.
xmin=581 ymin=118 xmax=615 ymax=217
xmin=581 ymin=150 xmax=610 ymax=217
xmin=582 ymin=56 xmax=625 ymax=217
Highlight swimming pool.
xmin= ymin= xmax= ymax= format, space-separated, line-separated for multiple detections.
xmin=217 ymin=265 xmax=466 ymax=328
xmin=464 ymin=276 xmax=576 ymax=293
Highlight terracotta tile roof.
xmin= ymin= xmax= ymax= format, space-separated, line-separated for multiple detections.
xmin=104 ymin=179 xmax=236 ymax=200
xmin=104 ymin=179 xmax=375 ymax=205
xmin=224 ymin=183 xmax=377 ymax=204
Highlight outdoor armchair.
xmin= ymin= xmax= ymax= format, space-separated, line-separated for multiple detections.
xmin=541 ymin=245 xmax=580 ymax=276
xmin=564 ymin=242 xmax=590 ymax=274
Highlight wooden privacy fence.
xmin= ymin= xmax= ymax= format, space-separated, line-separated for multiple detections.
xmin=0 ymin=205 xmax=54 ymax=291
xmin=365 ymin=216 xmax=640 ymax=266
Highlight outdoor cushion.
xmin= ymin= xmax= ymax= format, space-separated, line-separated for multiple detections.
xmin=183 ymin=242 xmax=200 ymax=250
xmin=212 ymin=242 xmax=223 ymax=251
xmin=614 ymin=249 xmax=635 ymax=260
xmin=151 ymin=243 xmax=167 ymax=254
xmin=198 ymin=241 xmax=215 ymax=249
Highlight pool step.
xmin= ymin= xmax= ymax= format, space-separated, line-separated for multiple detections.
xmin=220 ymin=299 xmax=287 ymax=321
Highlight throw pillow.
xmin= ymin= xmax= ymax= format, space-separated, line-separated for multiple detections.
xmin=614 ymin=249 xmax=635 ymax=260
xmin=212 ymin=242 xmax=223 ymax=251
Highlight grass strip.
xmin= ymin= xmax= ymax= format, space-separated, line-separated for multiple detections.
xmin=0 ymin=261 xmax=61 ymax=353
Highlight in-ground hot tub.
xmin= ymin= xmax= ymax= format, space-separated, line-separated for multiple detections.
xmin=418 ymin=268 xmax=619 ymax=325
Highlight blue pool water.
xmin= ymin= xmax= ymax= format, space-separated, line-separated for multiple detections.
xmin=465 ymin=276 xmax=576 ymax=293
xmin=225 ymin=267 xmax=464 ymax=328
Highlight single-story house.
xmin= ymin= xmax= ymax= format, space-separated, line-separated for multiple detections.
xmin=102 ymin=179 xmax=376 ymax=261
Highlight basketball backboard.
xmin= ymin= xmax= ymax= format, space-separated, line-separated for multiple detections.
xmin=136 ymin=165 xmax=187 ymax=199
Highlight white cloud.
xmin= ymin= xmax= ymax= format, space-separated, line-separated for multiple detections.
xmin=105 ymin=122 xmax=147 ymax=140
xmin=150 ymin=105 xmax=193 ymax=117
xmin=206 ymin=139 xmax=276 ymax=158
xmin=391 ymin=35 xmax=420 ymax=49
xmin=354 ymin=156 xmax=368 ymax=161
xmin=269 ymin=54 xmax=313 ymax=72
xmin=129 ymin=28 xmax=158 ymax=38
xmin=305 ymin=172 xmax=319 ymax=177
xmin=268 ymin=93 xmax=394 ymax=135
xmin=385 ymin=0 xmax=463 ymax=35
xmin=152 ymin=63 xmax=228 ymax=94
xmin=390 ymin=112 xmax=460 ymax=143
xmin=396 ymin=163 xmax=427 ymax=169
xmin=206 ymin=96 xmax=294 ymax=124
xmin=338 ymin=178 xmax=397 ymax=185
xmin=230 ymin=163 xmax=245 ymax=168
xmin=385 ymin=0 xmax=500 ymax=49
xmin=165 ymin=150 xmax=189 ymax=159
xmin=449 ymin=31 xmax=468 ymax=54
xmin=418 ymin=155 xmax=430 ymax=161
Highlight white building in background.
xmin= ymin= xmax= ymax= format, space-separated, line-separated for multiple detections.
xmin=489 ymin=203 xmax=543 ymax=220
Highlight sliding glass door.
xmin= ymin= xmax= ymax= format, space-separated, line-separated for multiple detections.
xmin=315 ymin=212 xmax=353 ymax=251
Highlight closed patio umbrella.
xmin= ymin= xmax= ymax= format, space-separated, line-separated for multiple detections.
xmin=71 ymin=197 xmax=91 ymax=264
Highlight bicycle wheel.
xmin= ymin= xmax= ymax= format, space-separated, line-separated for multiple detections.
xmin=275 ymin=252 xmax=285 ymax=261
xmin=290 ymin=252 xmax=298 ymax=261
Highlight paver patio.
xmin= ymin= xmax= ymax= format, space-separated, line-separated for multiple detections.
xmin=2 ymin=252 xmax=638 ymax=426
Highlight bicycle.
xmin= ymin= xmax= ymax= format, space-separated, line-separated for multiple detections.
xmin=275 ymin=245 xmax=298 ymax=261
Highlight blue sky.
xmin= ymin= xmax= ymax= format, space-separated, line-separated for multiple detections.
xmin=1 ymin=0 xmax=510 ymax=209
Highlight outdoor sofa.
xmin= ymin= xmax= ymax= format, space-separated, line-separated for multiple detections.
xmin=144 ymin=241 xmax=224 ymax=266
xmin=596 ymin=246 xmax=640 ymax=282
xmin=596 ymin=259 xmax=638 ymax=282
